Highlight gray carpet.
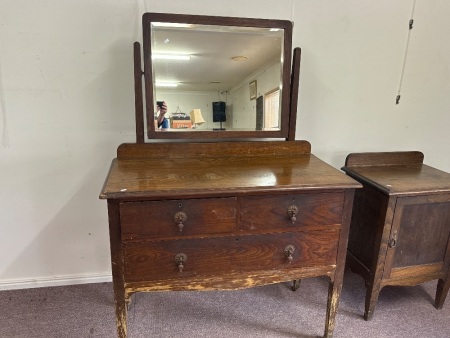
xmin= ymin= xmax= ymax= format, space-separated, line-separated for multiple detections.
xmin=0 ymin=270 xmax=449 ymax=338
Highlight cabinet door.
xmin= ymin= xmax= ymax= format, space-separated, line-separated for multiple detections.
xmin=383 ymin=194 xmax=450 ymax=279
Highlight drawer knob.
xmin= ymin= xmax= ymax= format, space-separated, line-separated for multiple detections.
xmin=175 ymin=253 xmax=187 ymax=272
xmin=174 ymin=211 xmax=187 ymax=232
xmin=284 ymin=245 xmax=295 ymax=263
xmin=287 ymin=205 xmax=298 ymax=224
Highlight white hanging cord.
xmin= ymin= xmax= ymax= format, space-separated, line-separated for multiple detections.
xmin=396 ymin=0 xmax=417 ymax=104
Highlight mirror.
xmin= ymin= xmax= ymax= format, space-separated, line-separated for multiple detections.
xmin=142 ymin=13 xmax=293 ymax=139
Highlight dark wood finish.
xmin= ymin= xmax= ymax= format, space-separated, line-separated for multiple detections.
xmin=102 ymin=12 xmax=357 ymax=337
xmin=345 ymin=151 xmax=424 ymax=167
xmin=101 ymin=141 xmax=360 ymax=337
xmin=342 ymin=151 xmax=450 ymax=320
xmin=142 ymin=12 xmax=293 ymax=140
xmin=116 ymin=140 xmax=311 ymax=160
xmin=120 ymin=198 xmax=237 ymax=240
xmin=239 ymin=192 xmax=344 ymax=230
xmin=123 ymin=230 xmax=340 ymax=282
xmin=288 ymin=47 xmax=301 ymax=141
xmin=133 ymin=42 xmax=144 ymax=143
xmin=107 ymin=201 xmax=127 ymax=337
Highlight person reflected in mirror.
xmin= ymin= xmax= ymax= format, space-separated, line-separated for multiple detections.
xmin=156 ymin=101 xmax=170 ymax=129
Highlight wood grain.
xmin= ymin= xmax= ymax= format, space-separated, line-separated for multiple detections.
xmin=123 ymin=230 xmax=339 ymax=283
xmin=133 ymin=42 xmax=144 ymax=144
xmin=101 ymin=142 xmax=359 ymax=200
xmin=116 ymin=140 xmax=311 ymax=160
xmin=345 ymin=151 xmax=424 ymax=167
xmin=239 ymin=192 xmax=344 ymax=231
xmin=343 ymin=164 xmax=450 ymax=196
xmin=287 ymin=47 xmax=301 ymax=141
xmin=120 ymin=198 xmax=237 ymax=240
xmin=343 ymin=151 xmax=450 ymax=320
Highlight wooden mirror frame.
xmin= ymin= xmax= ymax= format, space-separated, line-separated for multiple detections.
xmin=134 ymin=12 xmax=299 ymax=142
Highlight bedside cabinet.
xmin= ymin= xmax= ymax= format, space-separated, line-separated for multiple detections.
xmin=342 ymin=151 xmax=450 ymax=320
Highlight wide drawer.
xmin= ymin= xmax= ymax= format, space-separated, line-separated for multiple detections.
xmin=123 ymin=230 xmax=339 ymax=283
xmin=239 ymin=192 xmax=344 ymax=231
xmin=120 ymin=198 xmax=237 ymax=240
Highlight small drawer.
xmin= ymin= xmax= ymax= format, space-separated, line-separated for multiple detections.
xmin=120 ymin=197 xmax=237 ymax=240
xmin=123 ymin=230 xmax=339 ymax=283
xmin=239 ymin=192 xmax=344 ymax=231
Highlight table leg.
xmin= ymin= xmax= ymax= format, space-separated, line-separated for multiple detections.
xmin=435 ymin=275 xmax=450 ymax=309
xmin=113 ymin=289 xmax=128 ymax=338
xmin=364 ymin=279 xmax=382 ymax=321
xmin=292 ymin=279 xmax=301 ymax=291
xmin=323 ymin=281 xmax=342 ymax=338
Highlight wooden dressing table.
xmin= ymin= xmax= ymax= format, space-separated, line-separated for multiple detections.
xmin=100 ymin=13 xmax=360 ymax=337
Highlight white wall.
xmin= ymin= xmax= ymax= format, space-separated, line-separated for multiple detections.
xmin=230 ymin=61 xmax=281 ymax=129
xmin=1 ymin=0 xmax=449 ymax=289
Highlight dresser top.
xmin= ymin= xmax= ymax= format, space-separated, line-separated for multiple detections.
xmin=342 ymin=151 xmax=450 ymax=196
xmin=100 ymin=141 xmax=359 ymax=200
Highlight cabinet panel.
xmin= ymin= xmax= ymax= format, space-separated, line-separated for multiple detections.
xmin=384 ymin=194 xmax=450 ymax=277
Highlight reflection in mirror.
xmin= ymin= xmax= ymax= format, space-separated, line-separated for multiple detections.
xmin=141 ymin=13 xmax=293 ymax=139
xmin=151 ymin=21 xmax=284 ymax=132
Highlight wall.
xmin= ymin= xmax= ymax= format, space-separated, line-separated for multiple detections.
xmin=1 ymin=0 xmax=449 ymax=289
xmin=230 ymin=61 xmax=281 ymax=129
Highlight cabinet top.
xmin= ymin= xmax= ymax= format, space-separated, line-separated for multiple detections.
xmin=100 ymin=141 xmax=360 ymax=200
xmin=342 ymin=151 xmax=450 ymax=196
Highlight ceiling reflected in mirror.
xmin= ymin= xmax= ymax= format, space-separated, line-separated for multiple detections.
xmin=151 ymin=24 xmax=283 ymax=92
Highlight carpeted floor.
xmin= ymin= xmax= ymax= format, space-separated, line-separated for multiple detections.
xmin=0 ymin=270 xmax=448 ymax=337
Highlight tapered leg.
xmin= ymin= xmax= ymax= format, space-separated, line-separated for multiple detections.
xmin=324 ymin=281 xmax=343 ymax=338
xmin=292 ymin=279 xmax=301 ymax=291
xmin=435 ymin=275 xmax=450 ymax=309
xmin=324 ymin=190 xmax=356 ymax=337
xmin=108 ymin=200 xmax=128 ymax=338
xmin=113 ymin=289 xmax=128 ymax=338
xmin=364 ymin=280 xmax=382 ymax=320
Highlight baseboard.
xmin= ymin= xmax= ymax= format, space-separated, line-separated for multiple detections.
xmin=0 ymin=273 xmax=112 ymax=291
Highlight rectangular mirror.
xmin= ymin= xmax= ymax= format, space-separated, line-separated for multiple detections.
xmin=143 ymin=13 xmax=293 ymax=139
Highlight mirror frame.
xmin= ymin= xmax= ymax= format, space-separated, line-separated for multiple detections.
xmin=142 ymin=12 xmax=293 ymax=140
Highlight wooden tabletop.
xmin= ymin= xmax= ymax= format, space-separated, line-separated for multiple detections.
xmin=342 ymin=164 xmax=450 ymax=196
xmin=100 ymin=150 xmax=360 ymax=200
xmin=342 ymin=151 xmax=450 ymax=196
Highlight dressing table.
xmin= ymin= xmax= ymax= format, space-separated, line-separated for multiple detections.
xmin=100 ymin=13 xmax=360 ymax=338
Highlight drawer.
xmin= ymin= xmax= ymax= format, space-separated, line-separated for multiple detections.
xmin=123 ymin=230 xmax=339 ymax=283
xmin=120 ymin=197 xmax=237 ymax=240
xmin=239 ymin=192 xmax=344 ymax=231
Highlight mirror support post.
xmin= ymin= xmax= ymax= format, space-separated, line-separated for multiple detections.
xmin=287 ymin=47 xmax=301 ymax=141
xmin=134 ymin=42 xmax=145 ymax=143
